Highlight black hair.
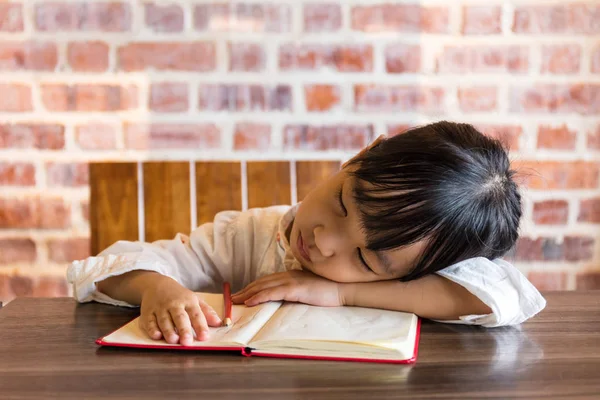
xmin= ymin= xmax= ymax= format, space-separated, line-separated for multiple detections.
xmin=347 ymin=121 xmax=521 ymax=281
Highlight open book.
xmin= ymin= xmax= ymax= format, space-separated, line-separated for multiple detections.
xmin=97 ymin=293 xmax=421 ymax=364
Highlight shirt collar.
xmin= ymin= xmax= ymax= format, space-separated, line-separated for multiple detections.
xmin=277 ymin=203 xmax=303 ymax=271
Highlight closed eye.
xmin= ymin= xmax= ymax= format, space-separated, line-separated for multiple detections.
xmin=337 ymin=183 xmax=347 ymax=217
xmin=358 ymin=248 xmax=374 ymax=273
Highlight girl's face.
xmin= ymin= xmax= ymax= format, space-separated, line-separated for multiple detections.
xmin=288 ymin=167 xmax=427 ymax=283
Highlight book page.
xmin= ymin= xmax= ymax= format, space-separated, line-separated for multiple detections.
xmin=249 ymin=303 xmax=416 ymax=348
xmin=101 ymin=293 xmax=281 ymax=348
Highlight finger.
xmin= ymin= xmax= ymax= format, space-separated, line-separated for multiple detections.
xmin=170 ymin=308 xmax=195 ymax=346
xmin=156 ymin=311 xmax=179 ymax=344
xmin=140 ymin=313 xmax=162 ymax=340
xmin=232 ymin=273 xmax=283 ymax=297
xmin=245 ymin=286 xmax=289 ymax=307
xmin=232 ymin=279 xmax=285 ymax=304
xmin=198 ymin=299 xmax=222 ymax=327
xmin=188 ymin=302 xmax=210 ymax=341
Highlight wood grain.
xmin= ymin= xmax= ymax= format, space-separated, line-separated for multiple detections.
xmin=195 ymin=162 xmax=242 ymax=225
xmin=143 ymin=162 xmax=191 ymax=241
xmin=1 ymin=292 xmax=600 ymax=399
xmin=247 ymin=161 xmax=291 ymax=208
xmin=296 ymin=161 xmax=341 ymax=201
xmin=90 ymin=163 xmax=138 ymax=255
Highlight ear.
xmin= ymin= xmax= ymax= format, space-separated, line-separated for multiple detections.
xmin=342 ymin=134 xmax=385 ymax=169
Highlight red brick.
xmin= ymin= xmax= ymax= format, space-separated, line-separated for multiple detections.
xmin=198 ymin=84 xmax=292 ymax=111
xmin=32 ymin=276 xmax=69 ymax=297
xmin=35 ymin=2 xmax=131 ymax=32
xmin=354 ymin=85 xmax=444 ymax=114
xmin=305 ymin=85 xmax=341 ymax=112
xmin=387 ymin=125 xmax=412 ymax=136
xmin=527 ymin=271 xmax=568 ymax=291
xmin=149 ymin=83 xmax=189 ymax=112
xmin=284 ymin=125 xmax=373 ymax=151
xmin=513 ymin=4 xmax=600 ymax=34
xmin=67 ymin=42 xmax=109 ymax=72
xmin=0 ymin=3 xmax=24 ymax=32
xmin=588 ymin=124 xmax=600 ymax=150
xmin=564 ymin=236 xmax=595 ymax=262
xmin=352 ymin=5 xmax=448 ymax=33
xmin=436 ymin=45 xmax=529 ymax=73
xmin=229 ymin=43 xmax=265 ymax=72
xmin=385 ymin=44 xmax=420 ymax=73
xmin=476 ymin=125 xmax=522 ymax=150
xmin=125 ymin=123 xmax=220 ymax=150
xmin=462 ymin=6 xmax=501 ymax=35
xmin=510 ymin=84 xmax=600 ymax=115
xmin=516 ymin=161 xmax=599 ymax=190
xmin=11 ymin=275 xmax=33 ymax=296
xmin=0 ymin=197 xmax=71 ymax=229
xmin=75 ymin=123 xmax=117 ymax=150
xmin=0 ymin=239 xmax=36 ymax=264
xmin=576 ymin=272 xmax=600 ymax=290
xmin=578 ymin=198 xmax=600 ymax=223
xmin=0 ymin=84 xmax=32 ymax=112
xmin=48 ymin=238 xmax=90 ymax=263
xmin=458 ymin=87 xmax=497 ymax=112
xmin=279 ymin=44 xmax=373 ymax=72
xmin=504 ymin=237 xmax=561 ymax=262
xmin=593 ymin=45 xmax=600 ymax=73
xmin=234 ymin=123 xmax=271 ymax=151
xmin=0 ymin=41 xmax=58 ymax=71
xmin=46 ymin=163 xmax=89 ymax=187
xmin=0 ymin=274 xmax=12 ymax=302
xmin=194 ymin=4 xmax=291 ymax=32
xmin=533 ymin=200 xmax=569 ymax=225
xmin=118 ymin=42 xmax=215 ymax=72
xmin=537 ymin=125 xmax=577 ymax=150
xmin=0 ymin=124 xmax=65 ymax=150
xmin=0 ymin=163 xmax=35 ymax=186
xmin=541 ymin=45 xmax=581 ymax=74
xmin=41 ymin=84 xmax=138 ymax=112
xmin=145 ymin=3 xmax=184 ymax=32
xmin=304 ymin=4 xmax=342 ymax=32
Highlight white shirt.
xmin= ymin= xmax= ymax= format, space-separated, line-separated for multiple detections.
xmin=67 ymin=204 xmax=546 ymax=327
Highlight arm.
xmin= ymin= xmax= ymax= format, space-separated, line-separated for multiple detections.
xmin=341 ymin=274 xmax=492 ymax=320
xmin=96 ymin=270 xmax=169 ymax=306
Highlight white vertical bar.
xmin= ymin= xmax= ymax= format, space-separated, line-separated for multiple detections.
xmin=290 ymin=160 xmax=298 ymax=205
xmin=136 ymin=162 xmax=145 ymax=243
xmin=241 ymin=161 xmax=248 ymax=211
xmin=189 ymin=161 xmax=198 ymax=231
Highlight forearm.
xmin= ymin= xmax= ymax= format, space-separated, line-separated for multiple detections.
xmin=341 ymin=274 xmax=491 ymax=320
xmin=96 ymin=270 xmax=174 ymax=306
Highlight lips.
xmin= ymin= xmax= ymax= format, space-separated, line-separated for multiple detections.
xmin=297 ymin=231 xmax=312 ymax=262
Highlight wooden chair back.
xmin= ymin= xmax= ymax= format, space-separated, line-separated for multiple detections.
xmin=89 ymin=161 xmax=340 ymax=255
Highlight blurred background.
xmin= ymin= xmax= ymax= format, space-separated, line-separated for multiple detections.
xmin=0 ymin=0 xmax=599 ymax=304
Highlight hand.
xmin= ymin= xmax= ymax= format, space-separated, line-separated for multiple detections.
xmin=140 ymin=277 xmax=222 ymax=346
xmin=231 ymin=270 xmax=344 ymax=307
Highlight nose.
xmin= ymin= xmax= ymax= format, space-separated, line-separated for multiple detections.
xmin=313 ymin=225 xmax=337 ymax=258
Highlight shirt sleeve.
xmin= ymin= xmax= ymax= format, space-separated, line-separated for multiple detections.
xmin=435 ymin=257 xmax=547 ymax=327
xmin=66 ymin=210 xmax=247 ymax=307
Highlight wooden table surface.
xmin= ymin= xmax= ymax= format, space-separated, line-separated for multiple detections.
xmin=1 ymin=291 xmax=599 ymax=399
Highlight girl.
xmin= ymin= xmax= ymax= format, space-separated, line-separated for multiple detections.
xmin=68 ymin=121 xmax=545 ymax=346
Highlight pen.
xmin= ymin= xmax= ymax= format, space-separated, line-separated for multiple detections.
xmin=223 ymin=282 xmax=233 ymax=327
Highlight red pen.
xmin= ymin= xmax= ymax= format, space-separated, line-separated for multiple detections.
xmin=223 ymin=282 xmax=233 ymax=327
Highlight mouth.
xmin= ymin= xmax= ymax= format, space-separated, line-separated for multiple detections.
xmin=297 ymin=231 xmax=312 ymax=263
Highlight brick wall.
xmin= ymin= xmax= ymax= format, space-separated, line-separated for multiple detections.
xmin=1 ymin=1 xmax=599 ymax=303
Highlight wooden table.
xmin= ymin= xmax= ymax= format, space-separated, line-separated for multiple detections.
xmin=1 ymin=291 xmax=599 ymax=399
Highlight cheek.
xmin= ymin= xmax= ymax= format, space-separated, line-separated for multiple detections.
xmin=312 ymin=260 xmax=370 ymax=283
